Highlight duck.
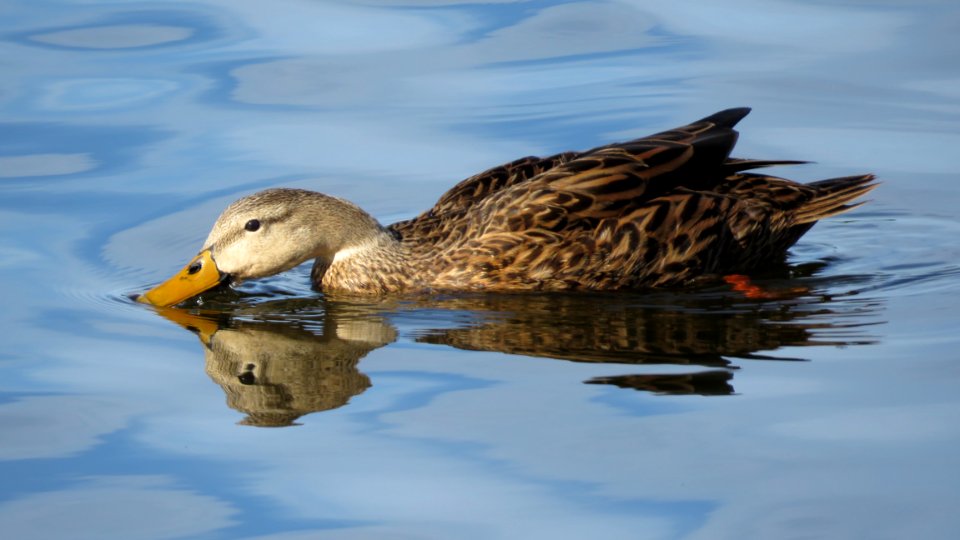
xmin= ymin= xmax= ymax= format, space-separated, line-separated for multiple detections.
xmin=137 ymin=108 xmax=877 ymax=307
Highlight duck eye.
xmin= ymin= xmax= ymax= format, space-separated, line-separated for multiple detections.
xmin=245 ymin=219 xmax=261 ymax=232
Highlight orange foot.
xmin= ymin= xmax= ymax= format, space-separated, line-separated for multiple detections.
xmin=723 ymin=274 xmax=809 ymax=300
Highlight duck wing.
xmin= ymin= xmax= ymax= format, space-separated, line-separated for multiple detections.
xmin=418 ymin=108 xmax=874 ymax=289
xmin=393 ymin=108 xmax=765 ymax=246
xmin=389 ymin=152 xmax=577 ymax=239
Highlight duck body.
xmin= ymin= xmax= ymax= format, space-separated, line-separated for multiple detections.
xmin=138 ymin=108 xmax=876 ymax=306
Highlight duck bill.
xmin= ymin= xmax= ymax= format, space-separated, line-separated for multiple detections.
xmin=137 ymin=250 xmax=224 ymax=307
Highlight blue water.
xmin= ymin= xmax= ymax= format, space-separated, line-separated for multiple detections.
xmin=2 ymin=1 xmax=960 ymax=538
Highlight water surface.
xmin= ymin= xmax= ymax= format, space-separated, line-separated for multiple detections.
xmin=2 ymin=1 xmax=959 ymax=538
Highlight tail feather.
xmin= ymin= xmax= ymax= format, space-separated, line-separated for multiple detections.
xmin=723 ymin=158 xmax=808 ymax=174
xmin=695 ymin=107 xmax=752 ymax=128
xmin=794 ymin=174 xmax=878 ymax=224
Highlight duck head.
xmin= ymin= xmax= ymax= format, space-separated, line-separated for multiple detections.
xmin=137 ymin=188 xmax=385 ymax=307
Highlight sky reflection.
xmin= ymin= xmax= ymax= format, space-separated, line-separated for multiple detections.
xmin=1 ymin=0 xmax=959 ymax=538
xmin=0 ymin=476 xmax=237 ymax=540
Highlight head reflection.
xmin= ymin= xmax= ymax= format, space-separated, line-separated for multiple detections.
xmin=155 ymin=305 xmax=393 ymax=427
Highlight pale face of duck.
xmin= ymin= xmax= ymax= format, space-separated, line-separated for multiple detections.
xmin=137 ymin=188 xmax=384 ymax=307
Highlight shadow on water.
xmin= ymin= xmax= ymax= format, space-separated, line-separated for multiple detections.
xmin=142 ymin=262 xmax=884 ymax=427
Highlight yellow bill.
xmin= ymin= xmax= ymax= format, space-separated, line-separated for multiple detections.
xmin=137 ymin=250 xmax=223 ymax=307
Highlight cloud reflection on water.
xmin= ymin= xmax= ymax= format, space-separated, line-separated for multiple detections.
xmin=0 ymin=476 xmax=237 ymax=540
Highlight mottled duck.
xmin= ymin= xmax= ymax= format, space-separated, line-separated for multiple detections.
xmin=138 ymin=108 xmax=876 ymax=306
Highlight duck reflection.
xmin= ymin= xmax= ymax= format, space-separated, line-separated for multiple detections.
xmin=152 ymin=284 xmax=880 ymax=425
xmin=156 ymin=305 xmax=394 ymax=427
xmin=418 ymin=295 xmax=872 ymax=367
xmin=586 ymin=371 xmax=734 ymax=396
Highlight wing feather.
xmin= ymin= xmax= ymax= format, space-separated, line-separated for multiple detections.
xmin=386 ymin=108 xmax=874 ymax=290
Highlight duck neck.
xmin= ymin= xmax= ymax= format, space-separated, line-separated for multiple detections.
xmin=311 ymin=223 xmax=411 ymax=294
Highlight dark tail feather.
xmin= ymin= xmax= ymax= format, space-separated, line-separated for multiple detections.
xmin=794 ymin=174 xmax=878 ymax=224
xmin=723 ymin=158 xmax=808 ymax=174
xmin=696 ymin=107 xmax=752 ymax=128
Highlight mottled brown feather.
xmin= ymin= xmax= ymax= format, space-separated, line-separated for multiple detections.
xmin=370 ymin=108 xmax=876 ymax=293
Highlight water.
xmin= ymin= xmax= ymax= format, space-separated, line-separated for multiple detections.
xmin=2 ymin=1 xmax=959 ymax=538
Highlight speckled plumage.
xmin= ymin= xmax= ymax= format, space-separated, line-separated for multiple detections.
xmin=169 ymin=108 xmax=878 ymax=298
xmin=339 ymin=107 xmax=875 ymax=293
